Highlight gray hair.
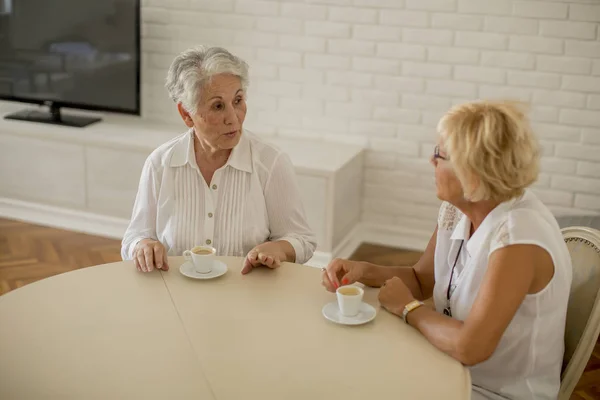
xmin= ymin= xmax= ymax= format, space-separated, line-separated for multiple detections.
xmin=165 ymin=46 xmax=249 ymax=114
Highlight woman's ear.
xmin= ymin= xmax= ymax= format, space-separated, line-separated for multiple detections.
xmin=177 ymin=103 xmax=195 ymax=128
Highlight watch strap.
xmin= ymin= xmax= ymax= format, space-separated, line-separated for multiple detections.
xmin=402 ymin=300 xmax=424 ymax=323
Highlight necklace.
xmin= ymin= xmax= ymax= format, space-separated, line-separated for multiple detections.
xmin=443 ymin=240 xmax=464 ymax=317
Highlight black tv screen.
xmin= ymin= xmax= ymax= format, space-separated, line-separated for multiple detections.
xmin=0 ymin=0 xmax=140 ymax=116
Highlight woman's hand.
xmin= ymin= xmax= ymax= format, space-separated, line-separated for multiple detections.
xmin=133 ymin=239 xmax=169 ymax=272
xmin=321 ymin=258 xmax=369 ymax=292
xmin=241 ymin=241 xmax=287 ymax=274
xmin=378 ymin=277 xmax=415 ymax=317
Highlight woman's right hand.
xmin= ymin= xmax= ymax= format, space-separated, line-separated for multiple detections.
xmin=321 ymin=258 xmax=368 ymax=292
xmin=133 ymin=239 xmax=169 ymax=272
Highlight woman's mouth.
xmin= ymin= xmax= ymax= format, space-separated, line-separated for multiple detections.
xmin=223 ymin=130 xmax=237 ymax=138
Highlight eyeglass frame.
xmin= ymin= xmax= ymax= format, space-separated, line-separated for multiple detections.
xmin=433 ymin=145 xmax=449 ymax=161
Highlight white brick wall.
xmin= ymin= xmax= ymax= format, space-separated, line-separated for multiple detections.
xmin=379 ymin=10 xmax=429 ymax=28
xmin=513 ymin=1 xmax=568 ymax=19
xmin=485 ymin=16 xmax=539 ymax=35
xmin=481 ymin=51 xmax=535 ymax=70
xmin=432 ymin=13 xmax=483 ymax=31
xmin=141 ymin=0 xmax=600 ymax=245
xmin=569 ymin=4 xmax=600 ymax=23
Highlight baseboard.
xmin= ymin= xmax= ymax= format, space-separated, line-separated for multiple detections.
xmin=303 ymin=223 xmax=429 ymax=268
xmin=360 ymin=222 xmax=431 ymax=252
xmin=0 ymin=197 xmax=128 ymax=239
xmin=0 ymin=198 xmax=429 ymax=264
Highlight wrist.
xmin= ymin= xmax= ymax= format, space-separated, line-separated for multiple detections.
xmin=134 ymin=238 xmax=151 ymax=251
xmin=406 ymin=304 xmax=428 ymax=326
xmin=394 ymin=298 xmax=414 ymax=317
xmin=402 ymin=299 xmax=424 ymax=324
xmin=361 ymin=262 xmax=380 ymax=283
xmin=264 ymin=241 xmax=291 ymax=262
xmin=277 ymin=241 xmax=292 ymax=262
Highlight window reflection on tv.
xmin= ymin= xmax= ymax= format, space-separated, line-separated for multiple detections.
xmin=0 ymin=0 xmax=140 ymax=114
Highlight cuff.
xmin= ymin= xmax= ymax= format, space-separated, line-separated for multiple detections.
xmin=123 ymin=237 xmax=144 ymax=261
xmin=279 ymin=237 xmax=305 ymax=264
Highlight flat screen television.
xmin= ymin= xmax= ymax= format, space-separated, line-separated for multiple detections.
xmin=0 ymin=0 xmax=140 ymax=127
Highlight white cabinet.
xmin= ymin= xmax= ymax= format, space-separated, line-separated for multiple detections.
xmin=268 ymin=137 xmax=363 ymax=266
xmin=296 ymin=174 xmax=328 ymax=252
xmin=86 ymin=147 xmax=150 ymax=219
xmin=0 ymin=134 xmax=86 ymax=208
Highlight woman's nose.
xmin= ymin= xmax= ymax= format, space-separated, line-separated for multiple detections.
xmin=224 ymin=105 xmax=236 ymax=125
xmin=429 ymin=155 xmax=437 ymax=167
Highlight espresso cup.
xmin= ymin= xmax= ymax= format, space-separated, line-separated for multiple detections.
xmin=182 ymin=245 xmax=216 ymax=274
xmin=336 ymin=285 xmax=364 ymax=317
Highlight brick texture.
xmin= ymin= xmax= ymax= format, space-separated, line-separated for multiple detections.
xmin=141 ymin=0 xmax=600 ymax=235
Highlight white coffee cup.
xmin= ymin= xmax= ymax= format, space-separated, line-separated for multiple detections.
xmin=182 ymin=245 xmax=216 ymax=274
xmin=336 ymin=285 xmax=364 ymax=317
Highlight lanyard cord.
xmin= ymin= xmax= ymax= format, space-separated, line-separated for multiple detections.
xmin=446 ymin=240 xmax=464 ymax=302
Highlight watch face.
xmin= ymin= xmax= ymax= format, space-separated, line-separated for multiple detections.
xmin=407 ymin=300 xmax=420 ymax=311
xmin=403 ymin=301 xmax=423 ymax=323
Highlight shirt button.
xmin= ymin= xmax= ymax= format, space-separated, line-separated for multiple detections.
xmin=212 ymin=184 xmax=217 ymax=190
xmin=206 ymin=239 xmax=212 ymax=245
xmin=208 ymin=212 xmax=213 ymax=218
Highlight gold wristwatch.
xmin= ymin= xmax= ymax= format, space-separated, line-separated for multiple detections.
xmin=402 ymin=300 xmax=424 ymax=324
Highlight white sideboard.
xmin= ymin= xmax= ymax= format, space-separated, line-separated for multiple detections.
xmin=0 ymin=102 xmax=364 ymax=267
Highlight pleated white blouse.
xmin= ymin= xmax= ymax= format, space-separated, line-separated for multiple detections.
xmin=121 ymin=129 xmax=317 ymax=264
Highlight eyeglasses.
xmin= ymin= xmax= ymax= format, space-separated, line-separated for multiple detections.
xmin=433 ymin=145 xmax=448 ymax=161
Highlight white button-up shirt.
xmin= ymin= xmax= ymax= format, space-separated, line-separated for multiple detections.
xmin=433 ymin=190 xmax=572 ymax=400
xmin=121 ymin=129 xmax=317 ymax=264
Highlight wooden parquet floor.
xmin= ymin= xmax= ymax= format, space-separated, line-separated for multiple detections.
xmin=0 ymin=218 xmax=122 ymax=295
xmin=0 ymin=218 xmax=598 ymax=398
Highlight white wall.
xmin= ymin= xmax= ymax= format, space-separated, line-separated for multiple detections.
xmin=140 ymin=0 xmax=600 ymax=240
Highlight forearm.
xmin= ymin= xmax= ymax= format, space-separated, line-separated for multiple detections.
xmin=361 ymin=264 xmax=425 ymax=300
xmin=406 ymin=306 xmax=472 ymax=365
xmin=265 ymin=152 xmax=317 ymax=264
xmin=123 ymin=157 xmax=160 ymax=260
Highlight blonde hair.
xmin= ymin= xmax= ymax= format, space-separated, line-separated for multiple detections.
xmin=438 ymin=100 xmax=540 ymax=203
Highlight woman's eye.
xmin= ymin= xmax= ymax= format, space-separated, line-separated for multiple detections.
xmin=213 ymin=103 xmax=223 ymax=110
xmin=235 ymin=97 xmax=243 ymax=105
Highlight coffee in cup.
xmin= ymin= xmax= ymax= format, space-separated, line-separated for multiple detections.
xmin=336 ymin=285 xmax=364 ymax=317
xmin=191 ymin=246 xmax=213 ymax=255
xmin=338 ymin=286 xmax=361 ymax=296
xmin=183 ymin=245 xmax=216 ymax=274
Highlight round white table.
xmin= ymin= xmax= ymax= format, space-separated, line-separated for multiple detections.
xmin=0 ymin=257 xmax=472 ymax=400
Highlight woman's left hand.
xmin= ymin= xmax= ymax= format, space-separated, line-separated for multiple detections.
xmin=378 ymin=277 xmax=416 ymax=317
xmin=241 ymin=241 xmax=286 ymax=274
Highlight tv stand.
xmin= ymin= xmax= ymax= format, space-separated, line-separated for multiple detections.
xmin=4 ymin=103 xmax=102 ymax=128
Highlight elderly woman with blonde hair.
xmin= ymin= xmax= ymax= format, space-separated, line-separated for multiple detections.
xmin=122 ymin=46 xmax=316 ymax=274
xmin=322 ymin=101 xmax=572 ymax=400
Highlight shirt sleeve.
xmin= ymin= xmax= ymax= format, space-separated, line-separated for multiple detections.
xmin=488 ymin=211 xmax=554 ymax=257
xmin=120 ymin=156 xmax=160 ymax=260
xmin=263 ymin=152 xmax=317 ymax=264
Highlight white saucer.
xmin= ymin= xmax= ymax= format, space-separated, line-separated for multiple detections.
xmin=322 ymin=302 xmax=377 ymax=326
xmin=179 ymin=260 xmax=228 ymax=280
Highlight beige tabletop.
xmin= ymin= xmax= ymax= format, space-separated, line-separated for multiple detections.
xmin=0 ymin=256 xmax=471 ymax=400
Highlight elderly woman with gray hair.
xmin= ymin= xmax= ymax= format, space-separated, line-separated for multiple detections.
xmin=121 ymin=46 xmax=316 ymax=274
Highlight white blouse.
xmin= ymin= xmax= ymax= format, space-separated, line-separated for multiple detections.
xmin=121 ymin=129 xmax=317 ymax=264
xmin=432 ymin=190 xmax=572 ymax=400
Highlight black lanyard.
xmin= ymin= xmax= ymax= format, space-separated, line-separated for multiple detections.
xmin=443 ymin=240 xmax=464 ymax=317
